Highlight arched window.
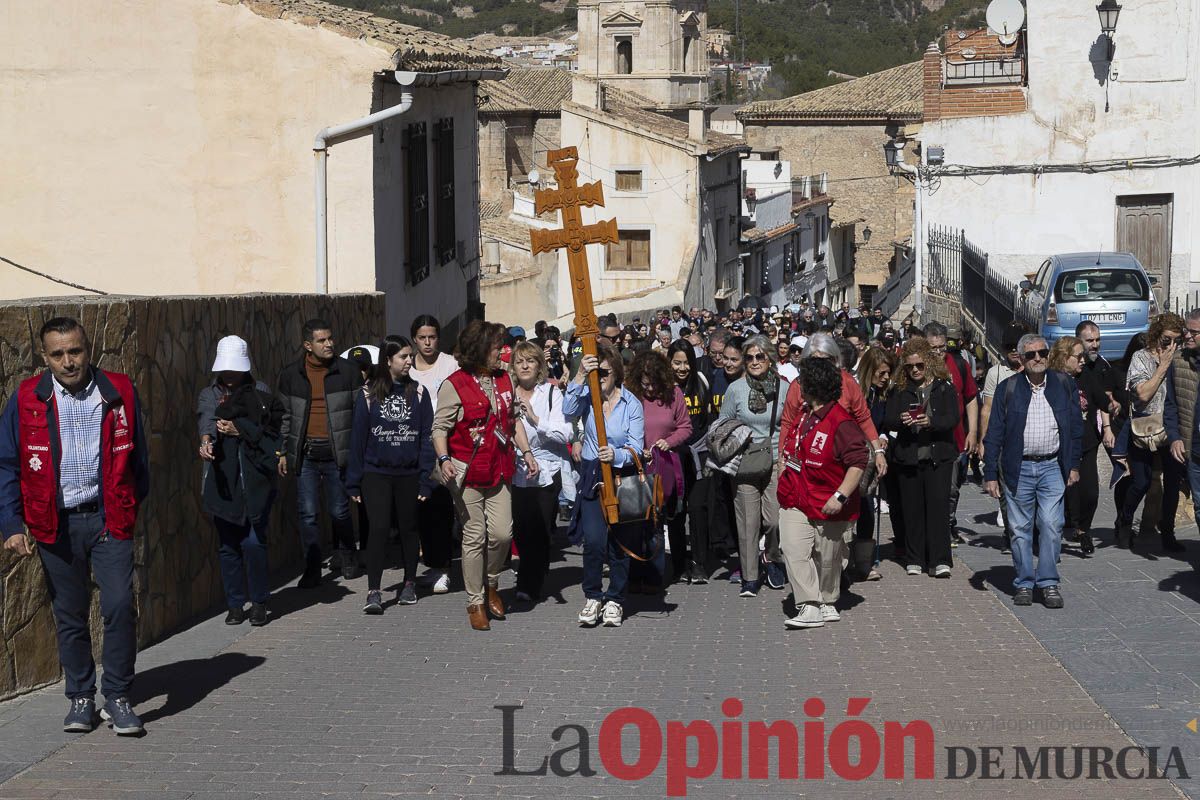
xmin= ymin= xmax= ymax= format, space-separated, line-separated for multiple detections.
xmin=616 ymin=39 xmax=633 ymax=74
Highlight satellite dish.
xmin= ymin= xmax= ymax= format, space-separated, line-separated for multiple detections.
xmin=985 ymin=0 xmax=1025 ymax=45
xmin=528 ymin=169 xmax=541 ymax=185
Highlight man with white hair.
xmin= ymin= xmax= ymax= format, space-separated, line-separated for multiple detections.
xmin=983 ymin=334 xmax=1082 ymax=609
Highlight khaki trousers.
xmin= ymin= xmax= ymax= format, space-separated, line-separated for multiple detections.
xmin=459 ymin=482 xmax=513 ymax=606
xmin=779 ymin=508 xmax=852 ymax=605
xmin=732 ymin=469 xmax=780 ymax=583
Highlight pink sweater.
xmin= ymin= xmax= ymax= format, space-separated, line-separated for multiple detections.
xmin=642 ymin=386 xmax=693 ymax=449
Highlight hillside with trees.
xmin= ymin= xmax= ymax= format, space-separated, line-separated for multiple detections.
xmin=328 ymin=0 xmax=988 ymax=97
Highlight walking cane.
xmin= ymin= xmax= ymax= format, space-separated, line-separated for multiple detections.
xmin=873 ymin=490 xmax=882 ymax=572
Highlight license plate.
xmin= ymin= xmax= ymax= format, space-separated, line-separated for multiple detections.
xmin=1084 ymin=312 xmax=1125 ymax=325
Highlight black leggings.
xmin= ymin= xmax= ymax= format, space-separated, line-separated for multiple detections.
xmin=512 ymin=474 xmax=561 ymax=598
xmin=418 ymin=484 xmax=454 ymax=569
xmin=1066 ymin=444 xmax=1100 ymax=532
xmin=361 ymin=472 xmax=421 ymax=590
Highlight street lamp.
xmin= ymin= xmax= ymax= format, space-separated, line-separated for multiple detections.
xmin=1096 ymin=0 xmax=1121 ymax=60
xmin=883 ymin=139 xmax=904 ymax=171
xmin=862 ymin=225 xmax=872 ymax=243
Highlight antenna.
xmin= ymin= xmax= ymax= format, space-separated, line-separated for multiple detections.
xmin=1096 ymin=244 xmax=1102 ymax=266
xmin=985 ymin=0 xmax=1025 ymax=46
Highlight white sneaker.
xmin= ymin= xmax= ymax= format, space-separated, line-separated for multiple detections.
xmin=431 ymin=572 xmax=450 ymax=594
xmin=934 ymin=564 xmax=951 ymax=578
xmin=785 ymin=604 xmax=824 ymax=628
xmin=578 ymin=599 xmax=602 ymax=626
xmin=906 ymin=565 xmax=922 ymax=576
xmin=820 ymin=604 xmax=841 ymax=622
xmin=601 ymin=601 xmax=623 ymax=627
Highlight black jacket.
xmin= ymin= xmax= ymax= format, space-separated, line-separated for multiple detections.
xmin=883 ymin=380 xmax=960 ymax=466
xmin=276 ymin=355 xmax=363 ymax=471
xmin=199 ymin=379 xmax=284 ymax=526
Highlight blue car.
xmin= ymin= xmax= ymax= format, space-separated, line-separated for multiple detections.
xmin=1019 ymin=252 xmax=1158 ymax=362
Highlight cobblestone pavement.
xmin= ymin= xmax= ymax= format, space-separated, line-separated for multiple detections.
xmin=951 ymin=464 xmax=1200 ymax=800
xmin=0 ymin=484 xmax=1194 ymax=799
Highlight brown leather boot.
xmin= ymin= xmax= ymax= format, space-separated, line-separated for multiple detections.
xmin=467 ymin=603 xmax=490 ymax=631
xmin=486 ymin=586 xmax=506 ymax=620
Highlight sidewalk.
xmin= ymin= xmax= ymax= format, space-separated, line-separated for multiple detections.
xmin=0 ymin=508 xmax=1192 ymax=798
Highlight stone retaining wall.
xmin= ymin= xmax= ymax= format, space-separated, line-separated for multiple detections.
xmin=0 ymin=293 xmax=384 ymax=699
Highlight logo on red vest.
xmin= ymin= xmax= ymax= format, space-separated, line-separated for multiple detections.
xmin=28 ymin=454 xmax=43 ymax=472
xmin=810 ymin=431 xmax=829 ymax=453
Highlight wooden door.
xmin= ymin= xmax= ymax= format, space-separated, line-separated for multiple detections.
xmin=1116 ymin=194 xmax=1173 ymax=301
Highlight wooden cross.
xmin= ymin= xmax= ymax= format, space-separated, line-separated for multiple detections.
xmin=530 ymin=146 xmax=621 ymax=525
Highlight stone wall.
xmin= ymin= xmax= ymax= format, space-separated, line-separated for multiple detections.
xmin=742 ymin=122 xmax=914 ymax=288
xmin=0 ymin=292 xmax=384 ymax=700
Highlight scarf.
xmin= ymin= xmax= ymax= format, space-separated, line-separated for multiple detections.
xmin=745 ymin=367 xmax=779 ymax=414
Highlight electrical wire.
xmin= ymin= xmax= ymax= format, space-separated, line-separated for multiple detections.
xmin=0 ymin=255 xmax=108 ymax=295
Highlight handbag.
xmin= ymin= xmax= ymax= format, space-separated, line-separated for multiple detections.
xmin=1130 ymin=413 xmax=1167 ymax=451
xmin=736 ymin=380 xmax=780 ymax=481
xmin=614 ymin=447 xmax=664 ymax=524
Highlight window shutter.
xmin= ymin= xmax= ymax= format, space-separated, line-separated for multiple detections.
xmin=435 ymin=118 xmax=456 ymax=265
xmin=406 ymin=122 xmax=429 ymax=286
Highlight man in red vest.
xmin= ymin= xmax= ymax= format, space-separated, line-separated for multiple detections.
xmin=0 ymin=317 xmax=149 ymax=734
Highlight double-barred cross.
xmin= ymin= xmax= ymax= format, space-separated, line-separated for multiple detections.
xmin=529 ymin=146 xmax=621 ymax=523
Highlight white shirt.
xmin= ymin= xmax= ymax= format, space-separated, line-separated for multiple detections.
xmin=513 ymin=382 xmax=571 ymax=488
xmin=778 ymin=362 xmax=800 ymax=384
xmin=1023 ymin=376 xmax=1061 ymax=456
xmin=411 ymin=352 xmax=459 ymax=413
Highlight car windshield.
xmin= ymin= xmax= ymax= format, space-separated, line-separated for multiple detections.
xmin=1055 ymin=269 xmax=1147 ymax=303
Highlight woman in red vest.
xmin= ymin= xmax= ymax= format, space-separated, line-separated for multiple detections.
xmin=432 ymin=321 xmax=539 ymax=631
xmin=776 ymin=357 xmax=868 ymax=629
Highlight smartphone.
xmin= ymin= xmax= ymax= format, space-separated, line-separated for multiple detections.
xmin=909 ymin=403 xmax=925 ymax=416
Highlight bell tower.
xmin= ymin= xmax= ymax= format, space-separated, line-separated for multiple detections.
xmin=576 ymin=0 xmax=709 ymax=107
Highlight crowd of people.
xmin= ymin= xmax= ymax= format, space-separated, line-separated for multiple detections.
xmin=1 ymin=298 xmax=1196 ymax=734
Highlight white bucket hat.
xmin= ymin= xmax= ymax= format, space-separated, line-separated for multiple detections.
xmin=211 ymin=335 xmax=252 ymax=373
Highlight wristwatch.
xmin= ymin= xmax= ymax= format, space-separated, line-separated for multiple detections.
xmin=437 ymin=454 xmax=451 ymax=465
xmin=833 ymin=491 xmax=849 ymax=504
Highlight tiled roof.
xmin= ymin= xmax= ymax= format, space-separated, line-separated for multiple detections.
xmin=741 ymin=221 xmax=796 ymax=243
xmin=480 ymin=68 xmax=573 ymax=113
xmin=737 ymin=61 xmax=923 ymax=122
xmin=233 ymin=0 xmax=504 ymax=72
xmin=479 ymin=68 xmax=656 ymax=115
xmin=481 ymin=214 xmax=536 ymax=249
xmin=592 ymin=98 xmax=747 ymax=157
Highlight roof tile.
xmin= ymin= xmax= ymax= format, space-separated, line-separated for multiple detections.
xmin=233 ymin=0 xmax=504 ymax=72
xmin=738 ymin=61 xmax=923 ymax=122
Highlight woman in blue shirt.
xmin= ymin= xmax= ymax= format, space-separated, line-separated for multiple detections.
xmin=562 ymin=343 xmax=645 ymax=628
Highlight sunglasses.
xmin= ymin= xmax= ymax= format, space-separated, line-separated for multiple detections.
xmin=905 ymin=362 xmax=926 ymax=370
xmin=597 ymin=368 xmax=611 ymax=378
xmin=746 ymin=353 xmax=770 ymax=363
xmin=1161 ymin=336 xmax=1182 ymax=346
xmin=1186 ymin=329 xmax=1200 ymax=339
xmin=1022 ymin=348 xmax=1050 ymax=361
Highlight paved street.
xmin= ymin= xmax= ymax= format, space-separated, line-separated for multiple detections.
xmin=0 ymin=474 xmax=1197 ymax=799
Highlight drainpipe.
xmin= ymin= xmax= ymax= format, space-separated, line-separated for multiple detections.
xmin=311 ymin=67 xmax=507 ymax=293
xmin=314 ymin=77 xmax=415 ymax=294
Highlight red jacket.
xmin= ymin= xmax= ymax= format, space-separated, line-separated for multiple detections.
xmin=780 ymin=369 xmax=878 ymax=446
xmin=446 ymin=370 xmax=516 ymax=489
xmin=777 ymin=401 xmax=867 ymax=521
xmin=0 ymin=370 xmax=149 ymax=544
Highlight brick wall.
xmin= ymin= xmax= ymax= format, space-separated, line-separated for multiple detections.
xmin=923 ymin=30 xmax=1027 ymax=122
xmin=742 ymin=122 xmax=913 ymax=288
xmin=0 ymin=292 xmax=384 ymax=699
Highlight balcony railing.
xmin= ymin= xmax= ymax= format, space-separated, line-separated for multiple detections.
xmin=944 ymin=57 xmax=1024 ymax=86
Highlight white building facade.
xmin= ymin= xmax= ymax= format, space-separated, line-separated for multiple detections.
xmin=920 ymin=3 xmax=1200 ymax=300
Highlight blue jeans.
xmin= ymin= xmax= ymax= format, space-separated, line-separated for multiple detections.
xmin=579 ymin=496 xmax=630 ymax=604
xmin=1187 ymin=460 xmax=1200 ymax=522
xmin=297 ymin=457 xmax=355 ymax=559
xmin=1004 ymin=460 xmax=1064 ymax=589
xmin=37 ymin=511 xmax=136 ymax=700
xmin=214 ymin=515 xmax=270 ymax=608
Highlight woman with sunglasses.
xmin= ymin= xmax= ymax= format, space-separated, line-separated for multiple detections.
xmin=718 ymin=335 xmax=789 ymax=597
xmin=1116 ymin=313 xmax=1187 ymax=551
xmin=855 ymin=346 xmax=898 ymax=580
xmin=883 ymin=339 xmax=960 ymax=577
xmin=1050 ymin=336 xmax=1100 ymax=557
xmin=563 ymin=344 xmax=645 ymax=628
